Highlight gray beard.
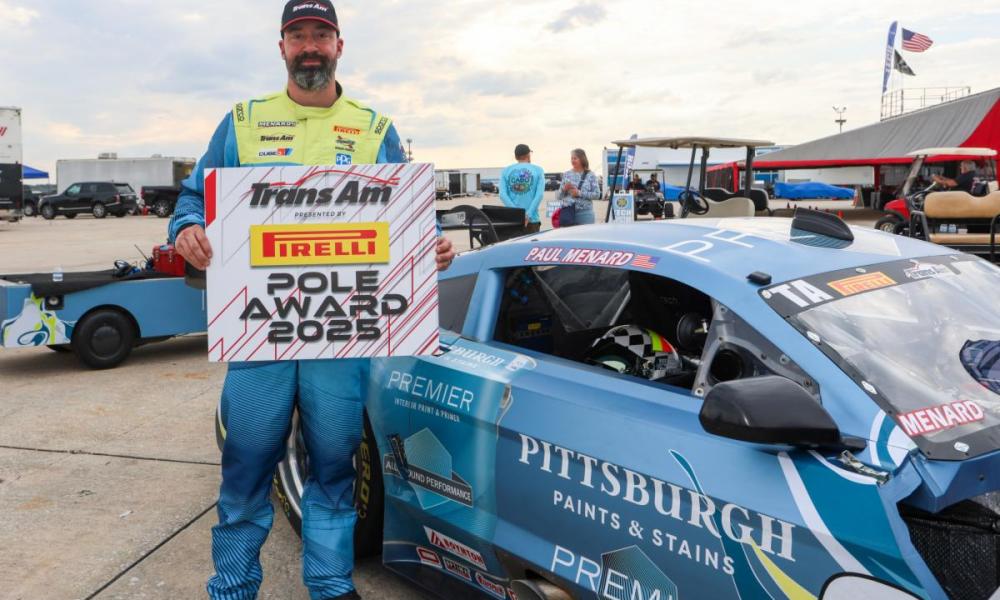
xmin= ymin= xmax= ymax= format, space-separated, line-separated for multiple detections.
xmin=291 ymin=66 xmax=334 ymax=91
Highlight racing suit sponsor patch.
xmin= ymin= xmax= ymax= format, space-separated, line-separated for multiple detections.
xmin=258 ymin=148 xmax=294 ymax=157
xmin=896 ymin=400 xmax=985 ymax=437
xmin=373 ymin=116 xmax=389 ymax=135
xmin=336 ymin=153 xmax=353 ymax=165
xmin=260 ymin=134 xmax=294 ymax=142
xmin=335 ymin=125 xmax=363 ymax=135
xmin=257 ymin=120 xmax=298 ymax=128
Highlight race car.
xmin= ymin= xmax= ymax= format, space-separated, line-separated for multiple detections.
xmin=226 ymin=211 xmax=1000 ymax=599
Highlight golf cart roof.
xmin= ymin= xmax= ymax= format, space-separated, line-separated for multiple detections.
xmin=610 ymin=136 xmax=775 ymax=149
xmin=906 ymin=147 xmax=997 ymax=158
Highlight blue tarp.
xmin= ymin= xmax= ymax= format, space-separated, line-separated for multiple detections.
xmin=774 ymin=181 xmax=854 ymax=200
xmin=662 ymin=184 xmax=693 ymax=201
xmin=22 ymin=165 xmax=49 ymax=179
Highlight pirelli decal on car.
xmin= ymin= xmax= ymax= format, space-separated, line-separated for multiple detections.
xmin=761 ymin=254 xmax=970 ymax=316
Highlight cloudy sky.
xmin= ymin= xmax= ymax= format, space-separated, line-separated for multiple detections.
xmin=3 ymin=0 xmax=999 ymax=176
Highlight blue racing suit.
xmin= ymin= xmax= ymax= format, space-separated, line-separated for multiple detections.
xmin=171 ymin=86 xmax=406 ymax=600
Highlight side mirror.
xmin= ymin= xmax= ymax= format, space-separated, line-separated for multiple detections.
xmin=699 ymin=376 xmax=842 ymax=448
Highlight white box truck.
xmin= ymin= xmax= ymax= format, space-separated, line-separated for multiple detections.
xmin=0 ymin=107 xmax=23 ymax=223
xmin=55 ymin=155 xmax=195 ymax=210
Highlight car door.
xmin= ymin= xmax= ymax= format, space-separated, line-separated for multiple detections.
xmin=367 ymin=271 xmax=527 ymax=597
xmin=480 ymin=261 xmax=929 ymax=600
xmin=57 ymin=183 xmax=81 ymax=213
xmin=75 ymin=183 xmax=96 ymax=212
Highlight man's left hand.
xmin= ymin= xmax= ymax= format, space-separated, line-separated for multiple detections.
xmin=436 ymin=237 xmax=455 ymax=272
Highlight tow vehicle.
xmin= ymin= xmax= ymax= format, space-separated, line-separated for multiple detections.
xmin=1 ymin=246 xmax=206 ymax=368
xmin=221 ymin=210 xmax=1000 ymax=599
xmin=874 ymin=147 xmax=998 ymax=233
xmin=606 ymin=137 xmax=774 ymax=221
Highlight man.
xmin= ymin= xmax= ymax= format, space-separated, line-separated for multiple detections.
xmin=499 ymin=143 xmax=545 ymax=233
xmin=933 ymin=160 xmax=979 ymax=194
xmin=645 ymin=173 xmax=661 ymax=194
xmin=169 ymin=2 xmax=455 ymax=599
xmin=626 ymin=174 xmax=644 ymax=192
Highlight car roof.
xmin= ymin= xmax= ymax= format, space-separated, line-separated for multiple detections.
xmin=485 ymin=218 xmax=956 ymax=284
xmin=609 ymin=136 xmax=775 ymax=149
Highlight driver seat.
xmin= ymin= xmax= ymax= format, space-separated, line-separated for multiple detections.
xmin=688 ymin=196 xmax=755 ymax=219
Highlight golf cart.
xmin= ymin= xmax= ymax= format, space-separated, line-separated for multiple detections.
xmin=875 ymin=147 xmax=998 ymax=234
xmin=606 ymin=136 xmax=774 ymax=222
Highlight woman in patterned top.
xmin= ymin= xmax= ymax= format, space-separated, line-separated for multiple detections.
xmin=556 ymin=148 xmax=601 ymax=225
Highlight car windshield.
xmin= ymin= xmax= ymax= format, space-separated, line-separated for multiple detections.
xmin=114 ymin=184 xmax=134 ymax=194
xmin=762 ymin=255 xmax=1000 ymax=460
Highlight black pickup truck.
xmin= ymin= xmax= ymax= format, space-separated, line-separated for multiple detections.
xmin=141 ymin=186 xmax=181 ymax=218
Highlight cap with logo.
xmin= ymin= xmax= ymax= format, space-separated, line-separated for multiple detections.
xmin=282 ymin=0 xmax=339 ymax=33
xmin=514 ymin=144 xmax=531 ymax=158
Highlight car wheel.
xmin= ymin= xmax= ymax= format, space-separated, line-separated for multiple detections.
xmin=874 ymin=215 xmax=903 ymax=234
xmin=64 ymin=212 xmax=77 ymax=219
xmin=71 ymin=308 xmax=136 ymax=369
xmin=23 ymin=202 xmax=36 ymax=217
xmin=40 ymin=204 xmax=56 ymax=220
xmin=274 ymin=410 xmax=384 ymax=558
xmin=153 ymin=199 xmax=172 ymax=218
xmin=92 ymin=203 xmax=107 ymax=219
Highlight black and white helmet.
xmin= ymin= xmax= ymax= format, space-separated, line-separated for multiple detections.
xmin=587 ymin=325 xmax=682 ymax=380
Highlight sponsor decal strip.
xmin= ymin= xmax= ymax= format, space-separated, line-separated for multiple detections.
xmin=384 ymin=454 xmax=474 ymax=506
xmin=424 ymin=526 xmax=487 ymax=569
xmin=896 ymin=400 xmax=985 ymax=437
xmin=524 ymin=246 xmax=658 ymax=269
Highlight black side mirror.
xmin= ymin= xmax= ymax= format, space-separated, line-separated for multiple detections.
xmin=699 ymin=376 xmax=842 ymax=448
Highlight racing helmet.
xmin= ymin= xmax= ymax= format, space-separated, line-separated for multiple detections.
xmin=587 ymin=325 xmax=682 ymax=380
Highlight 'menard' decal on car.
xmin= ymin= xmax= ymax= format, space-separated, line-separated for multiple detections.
xmin=424 ymin=526 xmax=487 ymax=569
xmin=519 ymin=434 xmax=795 ymax=570
xmin=525 ymin=247 xmax=659 ymax=270
xmin=897 ymin=400 xmax=985 ymax=437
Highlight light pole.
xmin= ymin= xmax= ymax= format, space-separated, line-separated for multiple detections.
xmin=406 ymin=138 xmax=413 ymax=163
xmin=833 ymin=106 xmax=847 ymax=133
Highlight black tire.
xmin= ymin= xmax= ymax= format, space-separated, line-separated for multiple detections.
xmin=274 ymin=411 xmax=384 ymax=558
xmin=874 ymin=215 xmax=903 ymax=234
xmin=71 ymin=308 xmax=136 ymax=369
xmin=64 ymin=212 xmax=77 ymax=219
xmin=47 ymin=344 xmax=72 ymax=353
xmin=153 ymin=198 xmax=172 ymax=218
xmin=23 ymin=202 xmax=36 ymax=217
xmin=92 ymin=203 xmax=107 ymax=219
xmin=40 ymin=204 xmax=55 ymax=220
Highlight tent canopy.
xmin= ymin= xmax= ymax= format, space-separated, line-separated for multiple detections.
xmin=22 ymin=165 xmax=49 ymax=179
xmin=610 ymin=136 xmax=775 ymax=149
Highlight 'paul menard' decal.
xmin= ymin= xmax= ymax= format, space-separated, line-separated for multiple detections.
xmin=250 ymin=223 xmax=390 ymax=266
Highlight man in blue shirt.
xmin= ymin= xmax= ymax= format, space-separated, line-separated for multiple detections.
xmin=499 ymin=144 xmax=545 ymax=233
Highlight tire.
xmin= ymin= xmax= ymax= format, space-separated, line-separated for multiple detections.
xmin=874 ymin=215 xmax=903 ymax=234
xmin=41 ymin=204 xmax=55 ymax=220
xmin=92 ymin=203 xmax=107 ymax=219
xmin=71 ymin=308 xmax=136 ymax=369
xmin=64 ymin=212 xmax=77 ymax=219
xmin=274 ymin=411 xmax=384 ymax=558
xmin=23 ymin=202 xmax=36 ymax=217
xmin=153 ymin=198 xmax=172 ymax=218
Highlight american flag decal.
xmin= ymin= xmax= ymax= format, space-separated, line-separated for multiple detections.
xmin=631 ymin=254 xmax=659 ymax=269
xmin=901 ymin=28 xmax=933 ymax=52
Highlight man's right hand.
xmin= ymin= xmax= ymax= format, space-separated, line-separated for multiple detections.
xmin=175 ymin=225 xmax=213 ymax=270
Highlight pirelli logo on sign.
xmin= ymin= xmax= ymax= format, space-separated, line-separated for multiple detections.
xmin=250 ymin=223 xmax=390 ymax=266
xmin=828 ymin=272 xmax=896 ymax=297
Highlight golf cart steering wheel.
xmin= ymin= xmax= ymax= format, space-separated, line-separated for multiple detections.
xmin=678 ymin=189 xmax=710 ymax=217
xmin=908 ymin=181 xmax=942 ymax=212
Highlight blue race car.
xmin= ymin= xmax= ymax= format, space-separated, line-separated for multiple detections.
xmin=254 ymin=212 xmax=1000 ymax=600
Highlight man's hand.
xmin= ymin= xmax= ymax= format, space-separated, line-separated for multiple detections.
xmin=436 ymin=236 xmax=455 ymax=272
xmin=175 ymin=225 xmax=213 ymax=270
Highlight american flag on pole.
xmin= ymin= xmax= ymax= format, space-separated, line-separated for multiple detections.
xmin=901 ymin=28 xmax=933 ymax=52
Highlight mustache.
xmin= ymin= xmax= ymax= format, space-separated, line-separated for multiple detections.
xmin=293 ymin=53 xmax=331 ymax=71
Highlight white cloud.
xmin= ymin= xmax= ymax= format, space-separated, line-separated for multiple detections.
xmin=0 ymin=0 xmax=39 ymax=28
xmin=547 ymin=2 xmax=608 ymax=33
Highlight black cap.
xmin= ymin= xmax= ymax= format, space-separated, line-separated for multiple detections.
xmin=282 ymin=0 xmax=339 ymax=33
xmin=514 ymin=144 xmax=531 ymax=158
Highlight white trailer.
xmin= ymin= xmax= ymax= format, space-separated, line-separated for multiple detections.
xmin=56 ymin=156 xmax=195 ymax=198
xmin=0 ymin=107 xmax=23 ymax=223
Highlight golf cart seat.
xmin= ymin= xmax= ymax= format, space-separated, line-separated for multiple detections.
xmin=702 ymin=188 xmax=732 ymax=202
xmin=702 ymin=187 xmax=770 ymax=212
xmin=912 ymin=191 xmax=1000 ymax=260
xmin=688 ymin=196 xmax=756 ymax=219
xmin=990 ymin=181 xmax=999 ymax=194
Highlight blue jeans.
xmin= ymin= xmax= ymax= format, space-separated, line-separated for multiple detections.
xmin=208 ymin=359 xmax=368 ymax=600
xmin=573 ymin=203 xmax=595 ymax=225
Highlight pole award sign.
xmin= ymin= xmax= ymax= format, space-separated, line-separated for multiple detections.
xmin=204 ymin=163 xmax=439 ymax=362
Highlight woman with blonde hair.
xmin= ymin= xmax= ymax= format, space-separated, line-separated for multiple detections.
xmin=555 ymin=148 xmax=601 ymax=226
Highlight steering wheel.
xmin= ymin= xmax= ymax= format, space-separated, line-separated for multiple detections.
xmin=907 ymin=181 xmax=942 ymax=212
xmin=678 ymin=189 xmax=710 ymax=217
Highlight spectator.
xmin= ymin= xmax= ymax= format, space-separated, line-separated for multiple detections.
xmin=645 ymin=173 xmax=661 ymax=194
xmin=627 ymin=174 xmax=645 ymax=192
xmin=933 ymin=161 xmax=978 ymax=194
xmin=556 ymin=148 xmax=601 ymax=225
xmin=499 ymin=144 xmax=545 ymax=233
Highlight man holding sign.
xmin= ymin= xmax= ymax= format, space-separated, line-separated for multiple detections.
xmin=169 ymin=2 xmax=454 ymax=599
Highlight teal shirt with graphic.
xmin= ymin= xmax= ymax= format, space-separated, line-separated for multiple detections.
xmin=499 ymin=162 xmax=545 ymax=224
